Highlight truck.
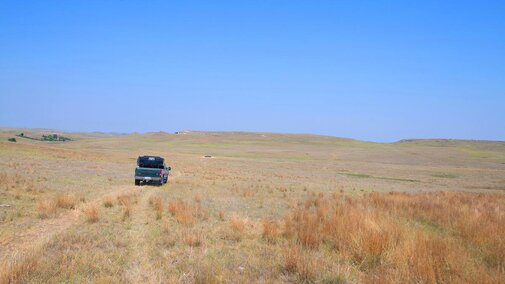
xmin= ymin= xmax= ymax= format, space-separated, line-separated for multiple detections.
xmin=134 ymin=156 xmax=171 ymax=186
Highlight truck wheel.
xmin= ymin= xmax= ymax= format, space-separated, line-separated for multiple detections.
xmin=135 ymin=180 xmax=140 ymax=186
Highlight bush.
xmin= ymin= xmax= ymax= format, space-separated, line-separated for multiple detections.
xmin=8 ymin=138 xmax=16 ymax=142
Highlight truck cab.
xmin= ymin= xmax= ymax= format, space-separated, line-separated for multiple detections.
xmin=135 ymin=156 xmax=171 ymax=186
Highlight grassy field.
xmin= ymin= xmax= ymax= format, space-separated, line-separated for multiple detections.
xmin=1 ymin=128 xmax=505 ymax=283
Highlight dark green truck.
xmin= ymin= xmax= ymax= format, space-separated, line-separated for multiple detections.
xmin=134 ymin=156 xmax=171 ymax=186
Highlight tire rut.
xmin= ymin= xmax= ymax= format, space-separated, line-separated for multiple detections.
xmin=0 ymin=186 xmax=138 ymax=264
xmin=123 ymin=188 xmax=161 ymax=283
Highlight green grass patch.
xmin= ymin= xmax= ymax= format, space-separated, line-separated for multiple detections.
xmin=459 ymin=147 xmax=494 ymax=159
xmin=431 ymin=172 xmax=458 ymax=179
xmin=337 ymin=172 xmax=419 ymax=183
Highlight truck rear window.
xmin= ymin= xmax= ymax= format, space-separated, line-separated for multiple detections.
xmin=137 ymin=157 xmax=164 ymax=169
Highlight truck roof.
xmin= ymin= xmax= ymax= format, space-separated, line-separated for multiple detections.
xmin=137 ymin=156 xmax=165 ymax=168
xmin=139 ymin=155 xmax=163 ymax=159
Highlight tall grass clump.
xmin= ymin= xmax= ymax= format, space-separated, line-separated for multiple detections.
xmin=149 ymin=195 xmax=163 ymax=220
xmin=84 ymin=204 xmax=99 ymax=223
xmin=0 ymin=253 xmax=39 ymax=284
xmin=117 ymin=193 xmax=132 ymax=220
xmin=366 ymin=191 xmax=505 ymax=272
xmin=167 ymin=199 xmax=203 ymax=225
xmin=262 ymin=218 xmax=280 ymax=243
xmin=228 ymin=215 xmax=247 ymax=241
xmin=55 ymin=194 xmax=75 ymax=209
xmin=282 ymin=191 xmax=505 ymax=281
xmin=36 ymin=199 xmax=56 ymax=219
xmin=282 ymin=244 xmax=316 ymax=282
xmin=183 ymin=231 xmax=203 ymax=247
xmin=103 ymin=195 xmax=114 ymax=208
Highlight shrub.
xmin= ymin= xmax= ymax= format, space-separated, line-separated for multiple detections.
xmin=8 ymin=138 xmax=16 ymax=142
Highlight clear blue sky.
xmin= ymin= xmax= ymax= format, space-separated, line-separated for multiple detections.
xmin=1 ymin=1 xmax=504 ymax=142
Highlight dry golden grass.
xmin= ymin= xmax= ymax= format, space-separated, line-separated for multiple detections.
xmin=117 ymin=193 xmax=132 ymax=220
xmin=122 ymin=203 xmax=131 ymax=220
xmin=230 ymin=215 xmax=246 ymax=234
xmin=183 ymin=231 xmax=203 ymax=247
xmin=36 ymin=199 xmax=56 ymax=219
xmin=149 ymin=195 xmax=163 ymax=220
xmin=282 ymin=244 xmax=316 ymax=282
xmin=261 ymin=218 xmax=280 ymax=243
xmin=116 ymin=193 xmax=131 ymax=207
xmin=102 ymin=195 xmax=114 ymax=208
xmin=55 ymin=194 xmax=75 ymax=209
xmin=366 ymin=192 xmax=505 ymax=269
xmin=218 ymin=210 xmax=225 ymax=221
xmin=167 ymin=199 xmax=201 ymax=225
xmin=0 ymin=253 xmax=39 ymax=284
xmin=37 ymin=194 xmax=75 ymax=219
xmin=192 ymin=262 xmax=220 ymax=284
xmin=83 ymin=204 xmax=99 ymax=223
xmin=227 ymin=215 xmax=247 ymax=241
xmin=241 ymin=189 xmax=255 ymax=198
xmin=167 ymin=200 xmax=178 ymax=216
xmin=193 ymin=193 xmax=201 ymax=204
xmin=280 ymin=192 xmax=505 ymax=282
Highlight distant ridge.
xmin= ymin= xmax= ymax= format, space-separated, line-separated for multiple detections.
xmin=1 ymin=127 xmax=504 ymax=144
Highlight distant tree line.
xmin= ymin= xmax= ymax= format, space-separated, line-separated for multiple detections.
xmin=41 ymin=134 xmax=71 ymax=141
xmin=15 ymin=133 xmax=72 ymax=142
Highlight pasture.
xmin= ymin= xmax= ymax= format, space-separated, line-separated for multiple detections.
xmin=1 ymin=128 xmax=505 ymax=283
